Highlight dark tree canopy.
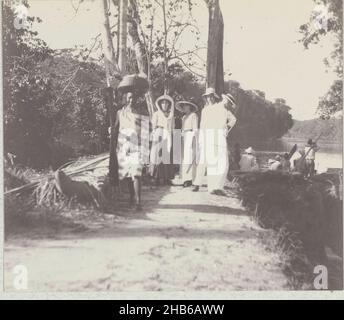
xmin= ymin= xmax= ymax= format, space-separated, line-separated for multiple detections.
xmin=226 ymin=81 xmax=293 ymax=144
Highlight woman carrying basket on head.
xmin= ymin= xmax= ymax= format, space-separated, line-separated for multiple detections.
xmin=114 ymin=74 xmax=150 ymax=211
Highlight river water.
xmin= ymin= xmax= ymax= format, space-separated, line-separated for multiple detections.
xmin=250 ymin=138 xmax=342 ymax=173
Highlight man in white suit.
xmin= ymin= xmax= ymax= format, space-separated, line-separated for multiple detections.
xmin=193 ymin=88 xmax=237 ymax=195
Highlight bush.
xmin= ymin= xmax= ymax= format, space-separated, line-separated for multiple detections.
xmin=234 ymin=171 xmax=343 ymax=289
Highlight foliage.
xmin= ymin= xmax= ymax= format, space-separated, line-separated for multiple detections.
xmin=317 ymin=79 xmax=343 ymax=119
xmin=44 ymin=50 xmax=107 ymax=156
xmin=3 ymin=1 xmax=54 ymax=168
xmin=299 ymin=0 xmax=343 ymax=117
xmin=285 ymin=117 xmax=342 ymax=141
xmin=3 ymin=3 xmax=108 ymax=169
xmin=132 ymin=0 xmax=205 ymax=88
xmin=235 ymin=171 xmax=343 ymax=289
xmin=227 ymin=81 xmax=294 ymax=144
xmin=150 ymin=62 xmax=203 ymax=102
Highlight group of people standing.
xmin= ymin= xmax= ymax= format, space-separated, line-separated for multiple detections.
xmin=111 ymin=75 xmax=320 ymax=211
xmin=112 ymin=75 xmax=238 ymax=211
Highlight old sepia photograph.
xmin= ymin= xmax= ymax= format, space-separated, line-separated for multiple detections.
xmin=2 ymin=0 xmax=343 ymax=294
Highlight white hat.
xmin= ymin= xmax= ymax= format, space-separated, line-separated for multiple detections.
xmin=245 ymin=147 xmax=254 ymax=154
xmin=176 ymin=101 xmax=198 ymax=113
xmin=155 ymin=94 xmax=174 ymax=111
xmin=222 ymin=93 xmax=236 ymax=105
xmin=202 ymin=87 xmax=220 ymax=99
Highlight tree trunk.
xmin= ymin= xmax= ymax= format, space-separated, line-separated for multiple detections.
xmin=206 ymin=0 xmax=224 ymax=95
xmin=118 ymin=0 xmax=128 ymax=74
xmin=162 ymin=0 xmax=169 ymax=94
xmin=100 ymin=0 xmax=121 ymax=188
xmin=100 ymin=0 xmax=120 ymax=86
xmin=128 ymin=0 xmax=156 ymax=117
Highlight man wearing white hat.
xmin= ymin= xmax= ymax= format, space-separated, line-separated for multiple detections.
xmin=193 ymin=88 xmax=237 ymax=195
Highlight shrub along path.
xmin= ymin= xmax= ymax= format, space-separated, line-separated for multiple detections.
xmin=4 ymin=184 xmax=290 ymax=291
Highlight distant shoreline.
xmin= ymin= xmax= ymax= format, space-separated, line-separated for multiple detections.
xmin=281 ymin=136 xmax=342 ymax=146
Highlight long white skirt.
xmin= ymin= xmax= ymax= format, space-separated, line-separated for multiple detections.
xmin=181 ymin=130 xmax=197 ymax=182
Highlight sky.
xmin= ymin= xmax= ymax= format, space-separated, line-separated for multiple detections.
xmin=25 ymin=0 xmax=338 ymax=120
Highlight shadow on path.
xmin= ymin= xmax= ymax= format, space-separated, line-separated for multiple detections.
xmin=155 ymin=204 xmax=246 ymax=216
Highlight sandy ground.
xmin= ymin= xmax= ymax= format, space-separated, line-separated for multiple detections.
xmin=4 ymin=184 xmax=290 ymax=291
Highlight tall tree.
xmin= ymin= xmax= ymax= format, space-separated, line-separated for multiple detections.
xmin=100 ymin=0 xmax=122 ymax=187
xmin=118 ymin=0 xmax=128 ymax=73
xmin=100 ymin=0 xmax=121 ymax=85
xmin=205 ymin=0 xmax=224 ymax=95
xmin=127 ymin=0 xmax=155 ymax=117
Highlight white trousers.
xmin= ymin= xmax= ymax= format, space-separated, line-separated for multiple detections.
xmin=193 ymin=130 xmax=229 ymax=192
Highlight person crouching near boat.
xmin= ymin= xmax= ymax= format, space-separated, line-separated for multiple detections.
xmin=281 ymin=153 xmax=291 ymax=172
xmin=176 ymin=100 xmax=199 ymax=188
xmin=149 ymin=94 xmax=175 ymax=185
xmin=304 ymin=138 xmax=319 ymax=178
xmin=239 ymin=147 xmax=259 ymax=172
xmin=193 ymin=88 xmax=237 ymax=195
xmin=268 ymin=155 xmax=282 ymax=171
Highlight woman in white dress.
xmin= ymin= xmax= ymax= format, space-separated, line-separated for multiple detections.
xmin=176 ymin=101 xmax=199 ymax=187
xmin=149 ymin=94 xmax=175 ymax=185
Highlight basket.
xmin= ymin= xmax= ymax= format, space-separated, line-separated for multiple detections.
xmin=117 ymin=74 xmax=149 ymax=94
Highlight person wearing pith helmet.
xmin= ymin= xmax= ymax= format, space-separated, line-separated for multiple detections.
xmin=193 ymin=88 xmax=237 ymax=195
xmin=176 ymin=100 xmax=199 ymax=187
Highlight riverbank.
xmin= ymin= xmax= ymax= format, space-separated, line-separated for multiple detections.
xmin=232 ymin=171 xmax=343 ymax=290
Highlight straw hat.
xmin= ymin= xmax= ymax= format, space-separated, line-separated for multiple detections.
xmin=244 ymin=147 xmax=254 ymax=154
xmin=155 ymin=94 xmax=174 ymax=111
xmin=202 ymin=87 xmax=220 ymax=99
xmin=176 ymin=100 xmax=198 ymax=113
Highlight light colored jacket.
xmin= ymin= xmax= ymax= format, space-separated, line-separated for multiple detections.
xmin=182 ymin=112 xmax=198 ymax=131
xmin=200 ymin=101 xmax=236 ymax=131
xmin=239 ymin=154 xmax=258 ymax=171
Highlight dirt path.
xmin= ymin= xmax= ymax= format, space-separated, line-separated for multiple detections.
xmin=4 ymin=185 xmax=290 ymax=291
